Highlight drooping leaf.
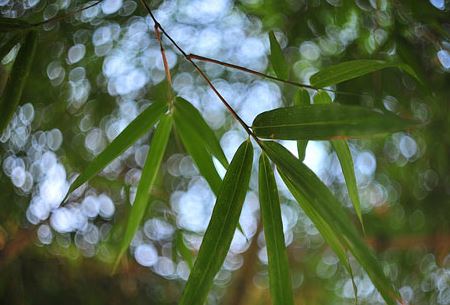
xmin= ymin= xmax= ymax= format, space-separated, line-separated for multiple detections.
xmin=310 ymin=59 xmax=419 ymax=88
xmin=179 ymin=140 xmax=253 ymax=305
xmin=269 ymin=31 xmax=289 ymax=80
xmin=174 ymin=116 xmax=222 ymax=195
xmin=0 ymin=30 xmax=37 ymax=133
xmin=67 ymin=102 xmax=167 ymax=195
xmin=175 ymin=230 xmax=193 ymax=269
xmin=174 ymin=97 xmax=228 ymax=168
xmin=263 ymin=141 xmax=399 ymax=305
xmin=312 ymin=91 xmax=363 ymax=228
xmin=258 ymin=154 xmax=294 ymax=305
xmin=293 ymin=89 xmax=310 ymax=161
xmin=0 ymin=17 xmax=31 ymax=32
xmin=0 ymin=33 xmax=23 ymax=61
xmin=114 ymin=114 xmax=173 ymax=270
xmin=252 ymin=104 xmax=417 ymax=140
xmin=313 ymin=90 xmax=332 ymax=105
xmin=331 ymin=140 xmax=363 ymax=230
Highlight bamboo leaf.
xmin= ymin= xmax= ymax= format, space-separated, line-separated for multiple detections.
xmin=174 ymin=116 xmax=222 ymax=195
xmin=293 ymin=89 xmax=310 ymax=161
xmin=67 ymin=102 xmax=167 ymax=195
xmin=0 ymin=33 xmax=23 ymax=61
xmin=269 ymin=31 xmax=289 ymax=80
xmin=0 ymin=30 xmax=37 ymax=133
xmin=263 ymin=141 xmax=399 ymax=305
xmin=252 ymin=104 xmax=417 ymax=140
xmin=310 ymin=59 xmax=419 ymax=88
xmin=114 ymin=114 xmax=173 ymax=270
xmin=312 ymin=91 xmax=363 ymax=228
xmin=0 ymin=17 xmax=31 ymax=31
xmin=331 ymin=140 xmax=363 ymax=230
xmin=174 ymin=97 xmax=228 ymax=168
xmin=258 ymin=154 xmax=294 ymax=305
xmin=313 ymin=90 xmax=332 ymax=105
xmin=179 ymin=140 xmax=253 ymax=305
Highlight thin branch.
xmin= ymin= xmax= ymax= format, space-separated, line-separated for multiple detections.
xmin=31 ymin=0 xmax=105 ymax=27
xmin=138 ymin=0 xmax=259 ymax=142
xmin=187 ymin=53 xmax=369 ymax=98
xmin=154 ymin=24 xmax=175 ymax=110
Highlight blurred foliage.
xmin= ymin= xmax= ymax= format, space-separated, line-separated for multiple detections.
xmin=0 ymin=0 xmax=449 ymax=305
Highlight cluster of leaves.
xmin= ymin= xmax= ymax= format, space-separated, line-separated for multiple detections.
xmin=0 ymin=7 xmax=423 ymax=305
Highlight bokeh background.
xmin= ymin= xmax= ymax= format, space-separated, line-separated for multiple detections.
xmin=0 ymin=0 xmax=449 ymax=304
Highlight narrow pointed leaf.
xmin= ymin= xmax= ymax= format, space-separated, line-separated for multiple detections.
xmin=67 ymin=102 xmax=166 ymax=195
xmin=0 ymin=33 xmax=23 ymax=61
xmin=0 ymin=31 xmax=37 ymax=133
xmin=114 ymin=115 xmax=172 ymax=269
xmin=313 ymin=90 xmax=332 ymax=105
xmin=312 ymin=91 xmax=363 ymax=228
xmin=174 ymin=97 xmax=228 ymax=168
xmin=0 ymin=17 xmax=31 ymax=31
xmin=174 ymin=117 xmax=222 ymax=195
xmin=263 ymin=141 xmax=399 ymax=305
xmin=310 ymin=59 xmax=419 ymax=88
xmin=269 ymin=31 xmax=289 ymax=80
xmin=252 ymin=104 xmax=417 ymax=140
xmin=331 ymin=140 xmax=363 ymax=229
xmin=258 ymin=154 xmax=294 ymax=305
xmin=179 ymin=140 xmax=253 ymax=305
xmin=293 ymin=89 xmax=310 ymax=161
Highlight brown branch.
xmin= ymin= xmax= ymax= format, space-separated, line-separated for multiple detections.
xmin=154 ymin=24 xmax=175 ymax=109
xmin=137 ymin=0 xmax=259 ymax=142
xmin=187 ymin=53 xmax=369 ymax=98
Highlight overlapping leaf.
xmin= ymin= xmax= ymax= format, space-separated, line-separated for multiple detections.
xmin=66 ymin=101 xmax=167 ymax=195
xmin=0 ymin=33 xmax=23 ymax=61
xmin=258 ymin=154 xmax=294 ymax=305
xmin=269 ymin=31 xmax=289 ymax=80
xmin=262 ymin=141 xmax=399 ymax=305
xmin=173 ymin=99 xmax=223 ymax=194
xmin=313 ymin=91 xmax=363 ymax=228
xmin=310 ymin=59 xmax=419 ymax=88
xmin=293 ymin=88 xmax=310 ymax=161
xmin=179 ymin=140 xmax=253 ymax=305
xmin=0 ymin=30 xmax=37 ymax=133
xmin=114 ymin=114 xmax=173 ymax=269
xmin=252 ymin=104 xmax=417 ymax=140
xmin=0 ymin=17 xmax=31 ymax=32
xmin=174 ymin=97 xmax=228 ymax=168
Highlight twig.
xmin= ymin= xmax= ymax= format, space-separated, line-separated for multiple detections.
xmin=31 ymin=0 xmax=105 ymax=27
xmin=154 ymin=24 xmax=175 ymax=110
xmin=187 ymin=53 xmax=370 ymax=98
xmin=138 ymin=0 xmax=260 ymax=142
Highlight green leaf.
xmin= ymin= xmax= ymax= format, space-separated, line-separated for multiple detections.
xmin=310 ymin=59 xmax=419 ymax=88
xmin=174 ymin=115 xmax=222 ymax=195
xmin=313 ymin=90 xmax=332 ymax=105
xmin=269 ymin=31 xmax=289 ymax=80
xmin=293 ymin=89 xmax=310 ymax=161
xmin=174 ymin=97 xmax=228 ymax=168
xmin=114 ymin=114 xmax=173 ymax=270
xmin=331 ymin=140 xmax=363 ymax=230
xmin=67 ymin=101 xmax=167 ymax=195
xmin=252 ymin=104 xmax=417 ymax=140
xmin=176 ymin=230 xmax=194 ymax=269
xmin=0 ymin=17 xmax=31 ymax=32
xmin=263 ymin=141 xmax=399 ymax=305
xmin=0 ymin=33 xmax=23 ymax=61
xmin=0 ymin=31 xmax=37 ymax=133
xmin=312 ymin=91 xmax=363 ymax=228
xmin=179 ymin=140 xmax=253 ymax=305
xmin=258 ymin=154 xmax=294 ymax=305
